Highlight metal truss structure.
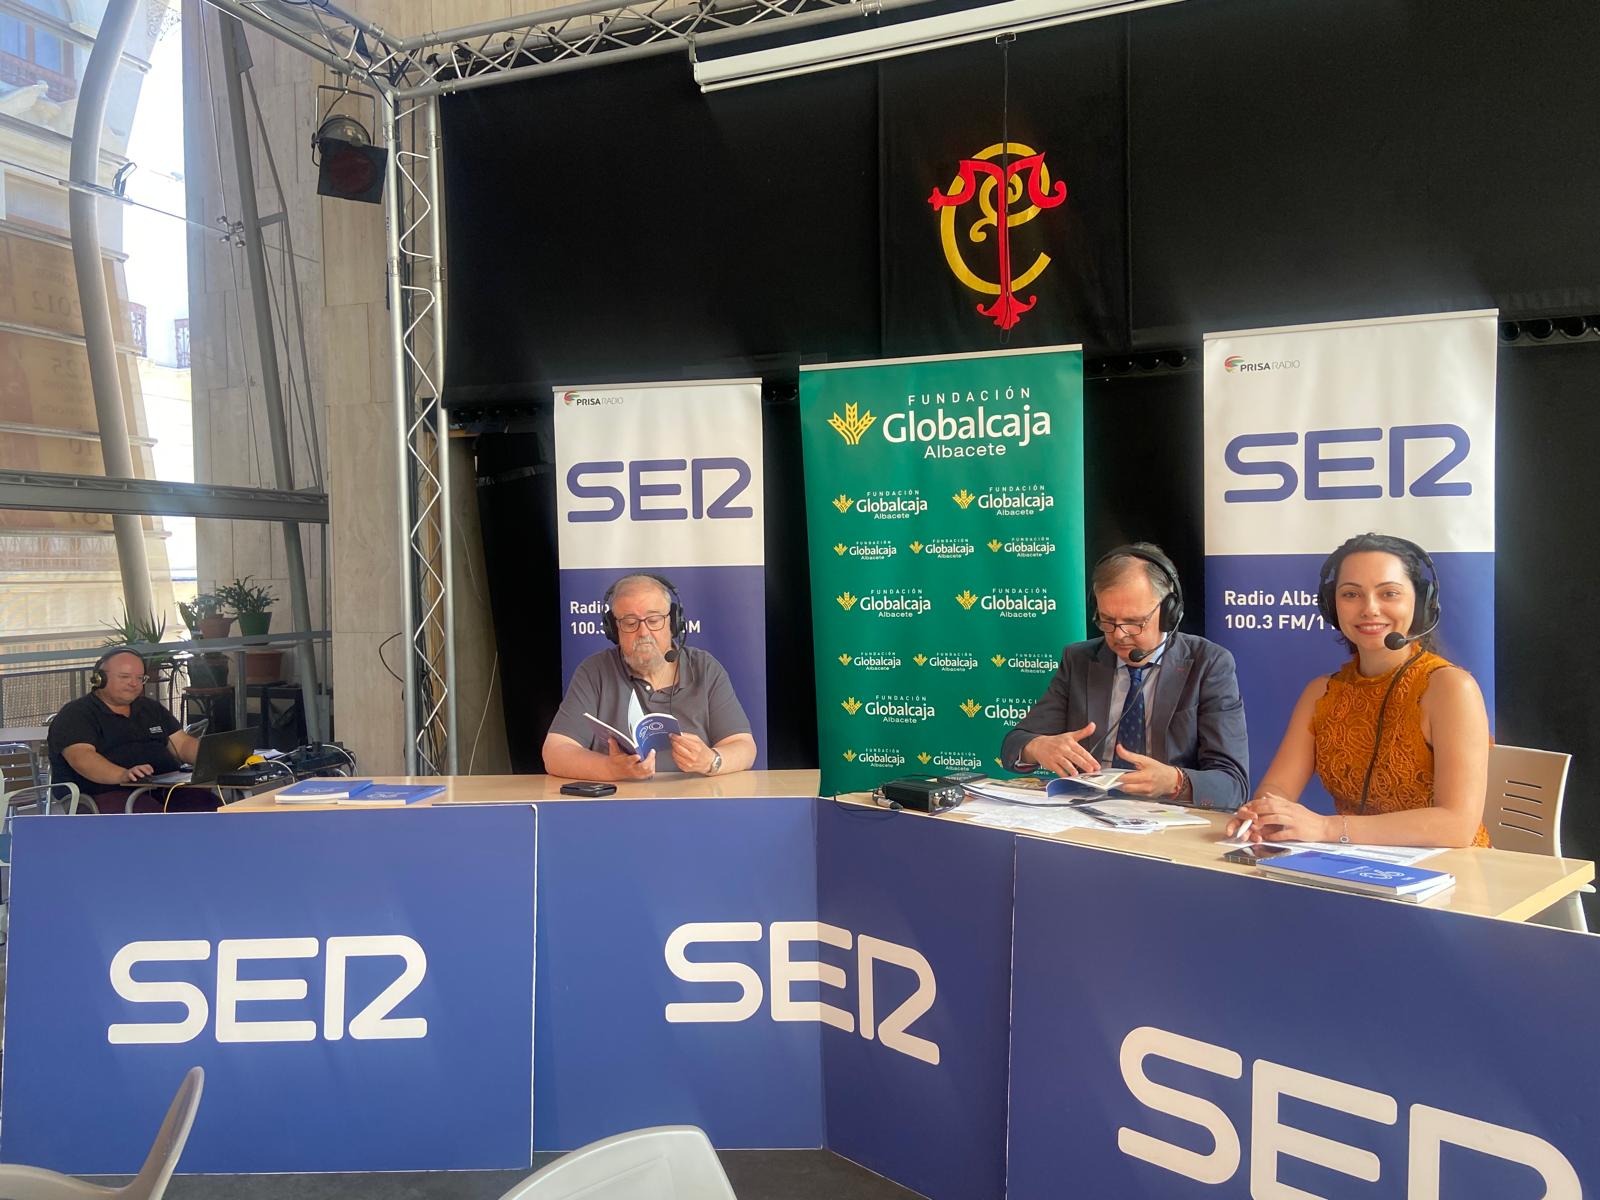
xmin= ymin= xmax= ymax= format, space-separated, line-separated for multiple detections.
xmin=202 ymin=0 xmax=886 ymax=771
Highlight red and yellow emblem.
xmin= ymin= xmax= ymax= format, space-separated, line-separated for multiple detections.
xmin=929 ymin=141 xmax=1067 ymax=331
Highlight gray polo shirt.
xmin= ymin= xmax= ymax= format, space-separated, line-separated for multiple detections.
xmin=549 ymin=645 xmax=752 ymax=758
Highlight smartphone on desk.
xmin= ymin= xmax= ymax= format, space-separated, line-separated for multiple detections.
xmin=1223 ymin=843 xmax=1294 ymax=865
xmin=560 ymin=782 xmax=617 ymax=797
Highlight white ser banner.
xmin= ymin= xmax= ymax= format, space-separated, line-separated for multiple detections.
xmin=1205 ymin=310 xmax=1496 ymax=557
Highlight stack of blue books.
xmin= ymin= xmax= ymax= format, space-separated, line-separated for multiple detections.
xmin=1256 ymin=850 xmax=1455 ymax=903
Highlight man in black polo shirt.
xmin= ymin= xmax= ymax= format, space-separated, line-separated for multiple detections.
xmin=48 ymin=649 xmax=209 ymax=812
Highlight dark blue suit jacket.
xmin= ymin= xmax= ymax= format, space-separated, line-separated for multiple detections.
xmin=999 ymin=631 xmax=1250 ymax=810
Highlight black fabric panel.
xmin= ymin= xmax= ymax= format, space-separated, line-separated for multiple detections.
xmin=1127 ymin=0 xmax=1600 ymax=345
xmin=1082 ymin=370 xmax=1206 ymax=635
xmin=474 ymin=426 xmax=562 ymax=774
xmin=440 ymin=54 xmax=880 ymax=407
xmin=1494 ymin=341 xmax=1600 ymax=915
xmin=879 ymin=21 xmax=1129 ymax=356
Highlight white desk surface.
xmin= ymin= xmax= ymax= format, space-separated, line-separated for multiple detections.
xmin=220 ymin=770 xmax=1592 ymax=923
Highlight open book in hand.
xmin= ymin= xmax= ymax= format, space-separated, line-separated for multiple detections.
xmin=1043 ymin=769 xmax=1130 ymax=799
xmin=584 ymin=711 xmax=680 ymax=761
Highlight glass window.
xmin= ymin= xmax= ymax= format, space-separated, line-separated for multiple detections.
xmin=0 ymin=16 xmax=26 ymax=58
xmin=33 ymin=31 xmax=62 ymax=72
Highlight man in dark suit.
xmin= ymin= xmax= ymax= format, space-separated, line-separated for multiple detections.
xmin=999 ymin=544 xmax=1249 ymax=810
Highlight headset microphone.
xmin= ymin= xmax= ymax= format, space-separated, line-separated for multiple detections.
xmin=1383 ymin=610 xmax=1439 ymax=652
xmin=1128 ymin=646 xmax=1152 ymax=663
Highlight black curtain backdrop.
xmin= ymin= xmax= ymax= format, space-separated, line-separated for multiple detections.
xmin=878 ymin=21 xmax=1129 ymax=354
xmin=444 ymin=1 xmax=1600 ymax=898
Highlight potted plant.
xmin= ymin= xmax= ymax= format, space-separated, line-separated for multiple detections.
xmin=217 ymin=577 xmax=283 ymax=684
xmin=178 ymin=592 xmax=232 ymax=640
xmin=99 ymin=607 xmax=173 ymax=696
xmin=176 ymin=592 xmax=232 ymax=688
xmin=217 ymin=577 xmax=276 ymax=637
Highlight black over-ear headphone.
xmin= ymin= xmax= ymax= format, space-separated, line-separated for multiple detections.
xmin=1091 ymin=543 xmax=1185 ymax=634
xmin=1315 ymin=534 xmax=1440 ymax=633
xmin=89 ymin=648 xmax=146 ymax=691
xmin=601 ymin=574 xmax=686 ymax=647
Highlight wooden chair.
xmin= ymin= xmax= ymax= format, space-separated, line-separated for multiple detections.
xmin=1483 ymin=744 xmax=1588 ymax=932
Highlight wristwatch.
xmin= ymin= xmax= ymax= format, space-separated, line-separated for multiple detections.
xmin=709 ymin=750 xmax=723 ymax=776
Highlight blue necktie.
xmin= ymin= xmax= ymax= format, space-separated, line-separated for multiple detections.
xmin=1114 ymin=666 xmax=1147 ymax=768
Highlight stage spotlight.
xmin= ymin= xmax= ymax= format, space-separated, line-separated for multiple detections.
xmin=312 ymin=87 xmax=386 ymax=205
xmin=1556 ymin=315 xmax=1589 ymax=339
xmin=1158 ymin=350 xmax=1188 ymax=369
xmin=1498 ymin=321 xmax=1520 ymax=342
xmin=1108 ymin=357 xmax=1135 ymax=374
xmin=1524 ymin=319 xmax=1554 ymax=340
xmin=1136 ymin=353 xmax=1160 ymax=371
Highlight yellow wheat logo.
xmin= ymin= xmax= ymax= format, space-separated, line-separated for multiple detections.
xmin=991 ymin=654 xmax=1007 ymax=667
xmin=834 ymin=543 xmax=848 ymax=556
xmin=841 ymin=696 xmax=863 ymax=715
xmin=955 ymin=590 xmax=978 ymax=610
xmin=843 ymin=749 xmax=858 ymax=762
xmin=994 ymin=757 xmax=1004 ymax=768
xmin=838 ymin=653 xmax=852 ymax=665
xmin=828 ymin=403 xmax=877 ymax=446
xmin=960 ymin=698 xmax=982 ymax=718
xmin=909 ymin=541 xmax=924 ymax=554
xmin=837 ymin=591 xmax=857 ymax=610
xmin=913 ymin=653 xmax=928 ymax=666
xmin=952 ymin=488 xmax=976 ymax=509
xmin=832 ymin=493 xmax=853 ymax=513
xmin=917 ymin=752 xmax=932 ymax=765
xmin=988 ymin=539 xmax=1003 ymax=552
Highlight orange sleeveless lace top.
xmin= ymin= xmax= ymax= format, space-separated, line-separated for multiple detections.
xmin=1311 ymin=649 xmax=1490 ymax=847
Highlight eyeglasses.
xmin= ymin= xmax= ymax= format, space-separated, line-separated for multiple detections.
xmin=614 ymin=613 xmax=669 ymax=634
xmin=1092 ymin=605 xmax=1160 ymax=636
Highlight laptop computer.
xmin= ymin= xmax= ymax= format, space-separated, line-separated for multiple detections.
xmin=146 ymin=727 xmax=257 ymax=786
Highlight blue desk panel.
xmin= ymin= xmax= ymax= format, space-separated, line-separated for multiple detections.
xmin=1 ymin=806 xmax=537 ymax=1174
xmin=1007 ymin=836 xmax=1595 ymax=1199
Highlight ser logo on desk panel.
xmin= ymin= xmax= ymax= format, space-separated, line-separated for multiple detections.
xmin=105 ymin=935 xmax=428 ymax=1046
xmin=663 ymin=921 xmax=940 ymax=1065
xmin=1118 ymin=1026 xmax=1580 ymax=1197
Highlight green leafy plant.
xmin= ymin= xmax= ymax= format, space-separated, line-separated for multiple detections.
xmin=177 ymin=592 xmax=225 ymax=633
xmin=216 ymin=577 xmax=277 ymax=616
xmin=100 ymin=606 xmax=173 ymax=674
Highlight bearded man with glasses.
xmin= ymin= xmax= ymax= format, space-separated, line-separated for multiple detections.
xmin=999 ymin=544 xmax=1249 ymax=809
xmin=543 ymin=574 xmax=757 ymax=783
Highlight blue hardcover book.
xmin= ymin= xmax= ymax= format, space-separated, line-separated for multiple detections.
xmin=1257 ymin=850 xmax=1455 ymax=901
xmin=339 ymin=783 xmax=446 ymax=807
xmin=275 ymin=778 xmax=372 ymax=803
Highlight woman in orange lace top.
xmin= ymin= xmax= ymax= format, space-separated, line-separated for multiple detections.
xmin=1225 ymin=534 xmax=1490 ymax=849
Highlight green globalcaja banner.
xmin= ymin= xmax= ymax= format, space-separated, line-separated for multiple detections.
xmin=800 ymin=346 xmax=1086 ymax=796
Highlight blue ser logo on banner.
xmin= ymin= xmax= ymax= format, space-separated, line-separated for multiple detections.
xmin=1007 ymin=837 xmax=1589 ymax=1200
xmin=1 ymin=808 xmax=537 ymax=1174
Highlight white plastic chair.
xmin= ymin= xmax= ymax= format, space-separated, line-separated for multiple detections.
xmin=496 ymin=1126 xmax=737 ymax=1200
xmin=0 ymin=1066 xmax=203 ymax=1200
xmin=1484 ymin=744 xmax=1589 ymax=932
